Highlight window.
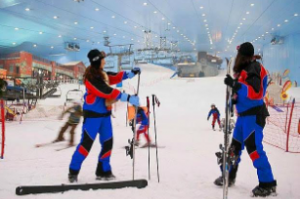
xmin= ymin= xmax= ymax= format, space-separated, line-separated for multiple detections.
xmin=9 ymin=64 xmax=14 ymax=72
xmin=16 ymin=66 xmax=20 ymax=74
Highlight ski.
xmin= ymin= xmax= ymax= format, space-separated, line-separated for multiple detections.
xmin=35 ymin=141 xmax=61 ymax=148
xmin=55 ymin=145 xmax=75 ymax=151
xmin=139 ymin=144 xmax=165 ymax=149
xmin=16 ymin=179 xmax=148 ymax=196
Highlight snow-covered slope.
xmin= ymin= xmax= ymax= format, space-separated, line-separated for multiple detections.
xmin=1 ymin=64 xmax=299 ymax=199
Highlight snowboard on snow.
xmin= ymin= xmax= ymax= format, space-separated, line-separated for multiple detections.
xmin=16 ymin=179 xmax=148 ymax=196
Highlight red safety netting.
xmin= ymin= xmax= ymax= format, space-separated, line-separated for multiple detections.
xmin=264 ymin=99 xmax=300 ymax=153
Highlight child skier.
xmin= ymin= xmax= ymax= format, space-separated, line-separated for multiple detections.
xmin=214 ymin=42 xmax=276 ymax=197
xmin=130 ymin=107 xmax=151 ymax=147
xmin=207 ymin=104 xmax=221 ymax=131
xmin=54 ymin=100 xmax=83 ymax=146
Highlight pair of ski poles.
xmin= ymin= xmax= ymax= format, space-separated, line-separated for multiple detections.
xmin=131 ymin=73 xmax=161 ymax=183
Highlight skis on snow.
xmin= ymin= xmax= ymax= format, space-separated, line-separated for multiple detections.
xmin=16 ymin=179 xmax=148 ymax=196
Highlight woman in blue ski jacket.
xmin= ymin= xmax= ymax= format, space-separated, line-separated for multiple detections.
xmin=214 ymin=42 xmax=276 ymax=197
xmin=68 ymin=49 xmax=140 ymax=182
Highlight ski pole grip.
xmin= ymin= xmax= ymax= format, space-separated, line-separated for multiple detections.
xmin=152 ymin=94 xmax=155 ymax=106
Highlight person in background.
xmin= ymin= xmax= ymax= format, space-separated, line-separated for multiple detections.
xmin=207 ymin=104 xmax=221 ymax=131
xmin=54 ymin=100 xmax=82 ymax=146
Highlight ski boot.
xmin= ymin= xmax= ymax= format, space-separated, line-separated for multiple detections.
xmin=68 ymin=174 xmax=78 ymax=183
xmin=134 ymin=140 xmax=140 ymax=146
xmin=214 ymin=176 xmax=235 ymax=187
xmin=96 ymin=172 xmax=116 ymax=181
xmin=252 ymin=181 xmax=277 ymax=197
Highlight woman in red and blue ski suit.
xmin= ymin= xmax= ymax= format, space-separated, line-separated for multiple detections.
xmin=214 ymin=42 xmax=276 ymax=197
xmin=68 ymin=49 xmax=140 ymax=182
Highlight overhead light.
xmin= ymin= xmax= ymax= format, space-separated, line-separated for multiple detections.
xmin=111 ymin=15 xmax=115 ymax=19
xmin=240 ymin=23 xmax=243 ymax=25
xmin=255 ymin=39 xmax=257 ymax=41
xmin=180 ymin=34 xmax=183 ymax=36
xmin=271 ymin=28 xmax=274 ymax=30
xmin=25 ymin=8 xmax=30 ymax=11
xmin=39 ymin=31 xmax=43 ymax=34
xmin=162 ymin=17 xmax=165 ymax=20
xmin=33 ymin=44 xmax=37 ymax=47
xmin=246 ymin=11 xmax=250 ymax=14
xmin=258 ymin=37 xmax=261 ymax=39
xmin=153 ymin=11 xmax=157 ymax=14
xmin=12 ymin=42 xmax=16 ymax=45
xmin=284 ymin=19 xmax=288 ymax=23
xmin=86 ymin=40 xmax=90 ymax=42
xmin=173 ymin=26 xmax=176 ymax=29
xmin=250 ymin=3 xmax=254 ymax=6
xmin=134 ymin=26 xmax=137 ymax=28
xmin=277 ymin=24 xmax=281 ymax=27
xmin=210 ymin=47 xmax=213 ymax=49
xmin=74 ymin=21 xmax=78 ymax=25
xmin=123 ymin=36 xmax=126 ymax=38
xmin=137 ymin=40 xmax=140 ymax=43
xmin=74 ymin=38 xmax=77 ymax=40
xmin=113 ymin=33 xmax=117 ymax=36
xmin=53 ymin=16 xmax=58 ymax=19
xmin=95 ymin=8 xmax=99 ymax=11
xmin=200 ymin=6 xmax=204 ymax=9
xmin=50 ymin=46 xmax=54 ymax=49
xmin=177 ymin=30 xmax=180 ymax=32
xmin=266 ymin=31 xmax=269 ymax=34
xmin=204 ymin=19 xmax=207 ymax=22
xmin=243 ymin=18 xmax=246 ymax=20
xmin=90 ymin=27 xmax=94 ymax=29
xmin=131 ymin=38 xmax=134 ymax=41
xmin=237 ymin=26 xmax=240 ymax=29
xmin=142 ymin=29 xmax=145 ymax=32
xmin=143 ymin=2 xmax=148 ymax=6
xmin=202 ymin=14 xmax=206 ymax=17
xmin=58 ymin=35 xmax=62 ymax=37
xmin=207 ymin=31 xmax=210 ymax=34
xmin=205 ymin=24 xmax=208 ymax=27
xmin=103 ymin=30 xmax=107 ymax=33
xmin=168 ymin=22 xmax=171 ymax=25
xmin=206 ymin=28 xmax=209 ymax=30
xmin=294 ymin=13 xmax=298 ymax=17
xmin=262 ymin=34 xmax=264 ymax=36
xmin=14 ymin=27 xmax=19 ymax=31
xmin=155 ymin=35 xmax=158 ymax=38
xmin=97 ymin=42 xmax=100 ymax=44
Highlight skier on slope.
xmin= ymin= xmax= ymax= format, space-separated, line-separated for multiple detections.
xmin=129 ymin=107 xmax=151 ymax=147
xmin=68 ymin=49 xmax=140 ymax=182
xmin=214 ymin=42 xmax=277 ymax=197
xmin=207 ymin=104 xmax=221 ymax=131
xmin=53 ymin=100 xmax=83 ymax=146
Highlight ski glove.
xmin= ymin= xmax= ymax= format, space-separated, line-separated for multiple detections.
xmin=127 ymin=67 xmax=141 ymax=79
xmin=120 ymin=93 xmax=140 ymax=106
xmin=224 ymin=74 xmax=241 ymax=91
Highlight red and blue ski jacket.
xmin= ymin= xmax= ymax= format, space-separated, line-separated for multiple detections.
xmin=137 ymin=108 xmax=149 ymax=125
xmin=83 ymin=71 xmax=129 ymax=114
xmin=208 ymin=108 xmax=220 ymax=119
xmin=235 ymin=61 xmax=268 ymax=114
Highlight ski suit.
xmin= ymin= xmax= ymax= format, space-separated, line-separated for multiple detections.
xmin=229 ymin=61 xmax=275 ymax=186
xmin=69 ymin=71 xmax=129 ymax=177
xmin=136 ymin=108 xmax=150 ymax=143
xmin=208 ymin=108 xmax=221 ymax=129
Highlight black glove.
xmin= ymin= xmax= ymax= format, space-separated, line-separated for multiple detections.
xmin=131 ymin=67 xmax=141 ymax=75
xmin=224 ymin=74 xmax=241 ymax=91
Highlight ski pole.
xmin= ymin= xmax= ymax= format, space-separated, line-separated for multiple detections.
xmin=146 ymin=96 xmax=151 ymax=180
xmin=132 ymin=73 xmax=141 ymax=180
xmin=152 ymin=94 xmax=160 ymax=183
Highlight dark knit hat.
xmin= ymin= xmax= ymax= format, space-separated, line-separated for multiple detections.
xmin=87 ymin=49 xmax=106 ymax=66
xmin=237 ymin=42 xmax=254 ymax=57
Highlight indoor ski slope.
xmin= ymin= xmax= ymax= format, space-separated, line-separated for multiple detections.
xmin=1 ymin=64 xmax=300 ymax=199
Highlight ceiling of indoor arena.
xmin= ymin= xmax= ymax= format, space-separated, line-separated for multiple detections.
xmin=0 ymin=0 xmax=300 ymax=59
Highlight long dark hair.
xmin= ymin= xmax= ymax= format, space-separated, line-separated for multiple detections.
xmin=83 ymin=51 xmax=106 ymax=82
xmin=233 ymin=53 xmax=262 ymax=74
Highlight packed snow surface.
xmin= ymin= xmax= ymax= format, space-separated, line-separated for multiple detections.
xmin=1 ymin=64 xmax=299 ymax=199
